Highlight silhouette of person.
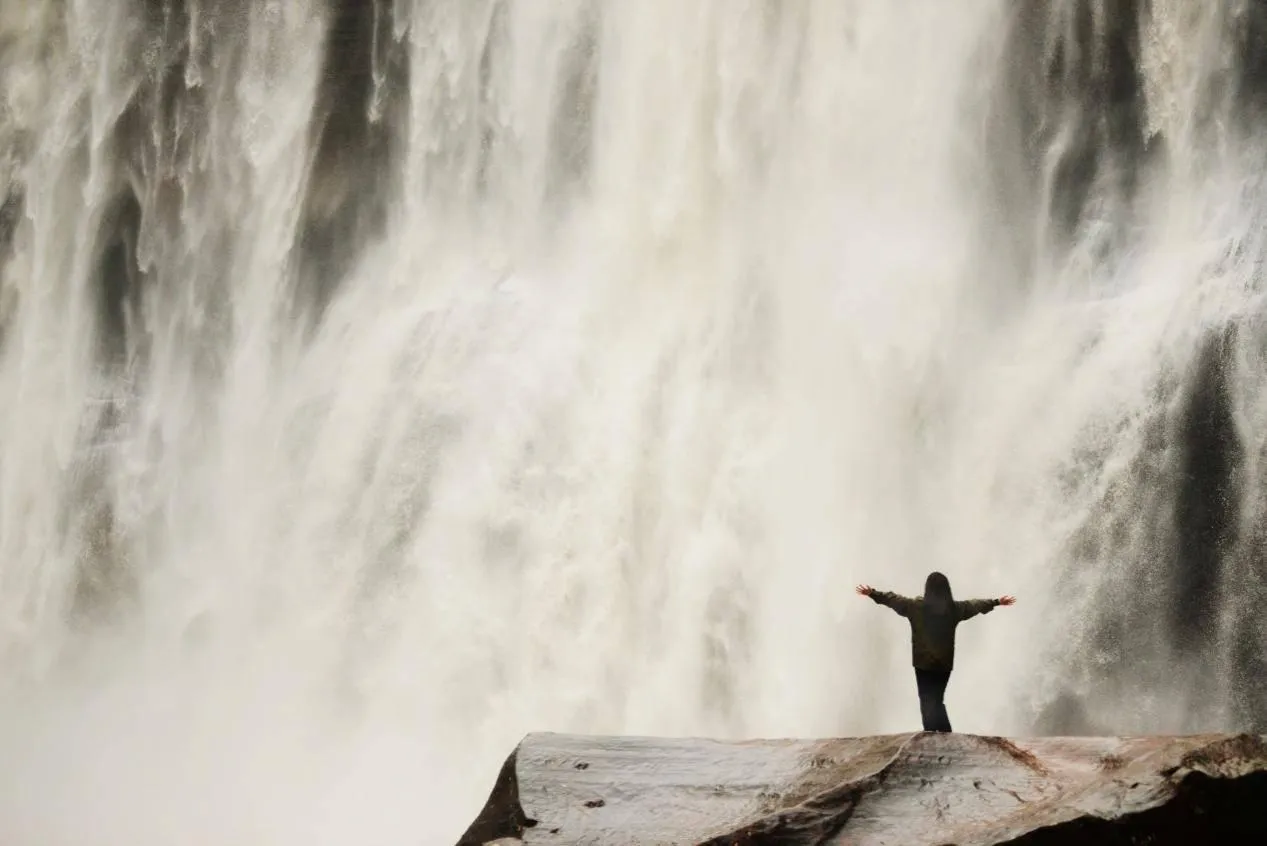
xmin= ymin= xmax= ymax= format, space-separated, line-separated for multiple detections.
xmin=856 ymin=572 xmax=1016 ymax=733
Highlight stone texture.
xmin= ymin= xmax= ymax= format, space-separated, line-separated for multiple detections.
xmin=455 ymin=731 xmax=1267 ymax=845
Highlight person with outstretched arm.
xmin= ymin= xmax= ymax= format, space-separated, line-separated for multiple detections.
xmin=856 ymin=571 xmax=1016 ymax=733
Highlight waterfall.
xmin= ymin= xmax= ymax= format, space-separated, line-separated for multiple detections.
xmin=1 ymin=1 xmax=1265 ymax=843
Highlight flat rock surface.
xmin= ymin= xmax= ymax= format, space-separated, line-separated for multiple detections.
xmin=455 ymin=731 xmax=1267 ymax=845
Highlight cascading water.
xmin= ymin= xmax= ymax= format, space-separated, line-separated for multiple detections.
xmin=1 ymin=0 xmax=1266 ymax=842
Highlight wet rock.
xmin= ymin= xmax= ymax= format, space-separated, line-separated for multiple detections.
xmin=296 ymin=0 xmax=408 ymax=317
xmin=989 ymin=0 xmax=1148 ymax=249
xmin=0 ymin=188 xmax=21 ymax=255
xmin=95 ymin=190 xmax=144 ymax=369
xmin=1231 ymin=0 xmax=1267 ymax=122
xmin=456 ymin=732 xmax=1267 ymax=845
xmin=1171 ymin=327 xmax=1242 ymax=658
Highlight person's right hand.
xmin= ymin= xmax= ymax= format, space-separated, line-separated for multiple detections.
xmin=855 ymin=584 xmax=874 ymax=597
xmin=999 ymin=595 xmax=1017 ymax=606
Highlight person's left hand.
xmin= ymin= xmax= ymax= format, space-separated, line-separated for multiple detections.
xmin=999 ymin=595 xmax=1017 ymax=606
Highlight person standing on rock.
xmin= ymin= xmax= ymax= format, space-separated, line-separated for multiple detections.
xmin=856 ymin=572 xmax=1015 ymax=733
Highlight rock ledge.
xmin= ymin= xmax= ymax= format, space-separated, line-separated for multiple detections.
xmin=456 ymin=732 xmax=1267 ymax=845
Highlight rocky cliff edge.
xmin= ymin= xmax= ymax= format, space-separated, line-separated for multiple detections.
xmin=455 ymin=731 xmax=1267 ymax=845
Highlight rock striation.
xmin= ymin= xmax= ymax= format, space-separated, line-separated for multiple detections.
xmin=455 ymin=731 xmax=1267 ymax=845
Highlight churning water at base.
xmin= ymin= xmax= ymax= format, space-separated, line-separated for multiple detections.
xmin=3 ymin=0 xmax=1267 ymax=842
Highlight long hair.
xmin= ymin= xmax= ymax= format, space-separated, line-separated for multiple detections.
xmin=924 ymin=571 xmax=954 ymax=611
xmin=922 ymin=571 xmax=957 ymax=648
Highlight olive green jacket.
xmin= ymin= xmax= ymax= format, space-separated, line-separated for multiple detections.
xmin=869 ymin=590 xmax=999 ymax=672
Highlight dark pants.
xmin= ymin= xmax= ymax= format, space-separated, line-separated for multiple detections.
xmin=915 ymin=668 xmax=952 ymax=732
